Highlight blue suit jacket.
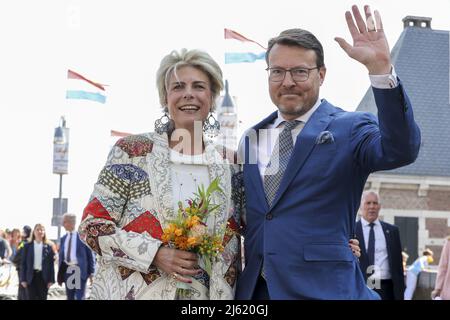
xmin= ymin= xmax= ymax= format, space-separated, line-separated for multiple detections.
xmin=356 ymin=220 xmax=405 ymax=300
xmin=20 ymin=242 xmax=55 ymax=285
xmin=59 ymin=233 xmax=95 ymax=281
xmin=236 ymin=83 xmax=420 ymax=299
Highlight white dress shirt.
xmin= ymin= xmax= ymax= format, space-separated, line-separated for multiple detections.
xmin=360 ymin=217 xmax=392 ymax=280
xmin=33 ymin=241 xmax=43 ymax=271
xmin=255 ymin=68 xmax=399 ymax=179
xmin=64 ymin=231 xmax=78 ymax=265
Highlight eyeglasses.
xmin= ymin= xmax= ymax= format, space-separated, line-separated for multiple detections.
xmin=265 ymin=66 xmax=320 ymax=82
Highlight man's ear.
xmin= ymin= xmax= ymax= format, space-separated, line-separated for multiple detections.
xmin=319 ymin=66 xmax=327 ymax=86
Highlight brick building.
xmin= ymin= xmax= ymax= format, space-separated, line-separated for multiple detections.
xmin=357 ymin=16 xmax=450 ymax=264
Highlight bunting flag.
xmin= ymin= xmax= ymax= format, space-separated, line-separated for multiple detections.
xmin=66 ymin=69 xmax=107 ymax=104
xmin=224 ymin=28 xmax=266 ymax=64
xmin=110 ymin=130 xmax=132 ymax=137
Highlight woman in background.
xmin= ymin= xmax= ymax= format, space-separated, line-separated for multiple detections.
xmin=431 ymin=237 xmax=450 ymax=300
xmin=20 ymin=224 xmax=55 ymax=300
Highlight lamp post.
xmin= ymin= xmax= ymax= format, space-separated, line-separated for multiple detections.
xmin=52 ymin=116 xmax=69 ymax=245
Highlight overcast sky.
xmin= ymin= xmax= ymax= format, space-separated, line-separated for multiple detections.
xmin=1 ymin=0 xmax=449 ymax=239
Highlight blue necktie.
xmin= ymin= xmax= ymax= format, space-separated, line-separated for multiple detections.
xmin=367 ymin=223 xmax=375 ymax=267
xmin=66 ymin=233 xmax=72 ymax=263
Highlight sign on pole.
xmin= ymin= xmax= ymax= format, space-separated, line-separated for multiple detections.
xmin=52 ymin=198 xmax=68 ymax=226
xmin=53 ymin=127 xmax=70 ymax=174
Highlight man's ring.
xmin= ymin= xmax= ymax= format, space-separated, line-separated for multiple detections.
xmin=171 ymin=272 xmax=179 ymax=279
xmin=368 ymin=28 xmax=376 ymax=32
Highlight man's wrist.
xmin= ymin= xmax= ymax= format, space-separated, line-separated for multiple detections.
xmin=369 ymin=65 xmax=398 ymax=89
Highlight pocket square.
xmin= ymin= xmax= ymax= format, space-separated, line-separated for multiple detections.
xmin=315 ymin=131 xmax=334 ymax=145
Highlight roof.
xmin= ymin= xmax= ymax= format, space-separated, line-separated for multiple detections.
xmin=356 ymin=22 xmax=450 ymax=177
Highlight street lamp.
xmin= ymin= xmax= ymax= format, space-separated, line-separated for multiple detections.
xmin=52 ymin=116 xmax=69 ymax=245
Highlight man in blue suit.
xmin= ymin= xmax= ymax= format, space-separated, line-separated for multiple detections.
xmin=236 ymin=5 xmax=420 ymax=299
xmin=355 ymin=191 xmax=405 ymax=300
xmin=58 ymin=213 xmax=95 ymax=300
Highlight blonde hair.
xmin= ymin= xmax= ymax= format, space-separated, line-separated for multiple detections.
xmin=156 ymin=48 xmax=223 ymax=112
xmin=31 ymin=223 xmax=49 ymax=244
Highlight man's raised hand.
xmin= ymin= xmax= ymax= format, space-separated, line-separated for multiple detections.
xmin=335 ymin=5 xmax=391 ymax=75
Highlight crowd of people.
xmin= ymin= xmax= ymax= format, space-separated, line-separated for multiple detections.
xmin=0 ymin=213 xmax=95 ymax=300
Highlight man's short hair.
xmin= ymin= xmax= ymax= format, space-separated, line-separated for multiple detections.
xmin=63 ymin=213 xmax=77 ymax=225
xmin=266 ymin=28 xmax=325 ymax=68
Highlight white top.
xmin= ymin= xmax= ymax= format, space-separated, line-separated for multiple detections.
xmin=360 ymin=217 xmax=391 ymax=280
xmin=64 ymin=231 xmax=78 ymax=265
xmin=170 ymin=150 xmax=210 ymax=216
xmin=33 ymin=241 xmax=43 ymax=271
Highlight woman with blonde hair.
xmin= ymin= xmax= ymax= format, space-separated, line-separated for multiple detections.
xmin=20 ymin=224 xmax=55 ymax=300
xmin=79 ymin=49 xmax=243 ymax=300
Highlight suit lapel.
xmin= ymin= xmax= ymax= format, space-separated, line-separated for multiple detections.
xmin=29 ymin=243 xmax=34 ymax=266
xmin=270 ymin=101 xmax=334 ymax=209
xmin=60 ymin=235 xmax=66 ymax=263
xmin=42 ymin=244 xmax=48 ymax=264
xmin=381 ymin=222 xmax=393 ymax=263
xmin=356 ymin=221 xmax=367 ymax=257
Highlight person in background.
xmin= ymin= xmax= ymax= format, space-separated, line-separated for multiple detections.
xmin=12 ymin=225 xmax=31 ymax=300
xmin=20 ymin=224 xmax=55 ymax=300
xmin=58 ymin=213 xmax=95 ymax=300
xmin=402 ymin=251 xmax=409 ymax=274
xmin=404 ymin=248 xmax=434 ymax=300
xmin=355 ymin=191 xmax=405 ymax=300
xmin=0 ymin=229 xmax=12 ymax=263
xmin=8 ymin=228 xmax=21 ymax=262
xmin=431 ymin=236 xmax=450 ymax=300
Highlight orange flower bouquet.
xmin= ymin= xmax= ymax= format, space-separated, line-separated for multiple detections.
xmin=161 ymin=177 xmax=225 ymax=296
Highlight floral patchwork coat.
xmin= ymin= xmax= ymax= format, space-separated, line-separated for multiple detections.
xmin=79 ymin=132 xmax=244 ymax=300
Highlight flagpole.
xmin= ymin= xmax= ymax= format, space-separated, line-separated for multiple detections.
xmin=52 ymin=117 xmax=69 ymax=245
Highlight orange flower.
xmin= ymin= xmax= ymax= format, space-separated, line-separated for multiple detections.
xmin=161 ymin=233 xmax=171 ymax=243
xmin=186 ymin=215 xmax=201 ymax=228
xmin=187 ymin=236 xmax=198 ymax=247
xmin=174 ymin=228 xmax=183 ymax=237
xmin=175 ymin=236 xmax=189 ymax=250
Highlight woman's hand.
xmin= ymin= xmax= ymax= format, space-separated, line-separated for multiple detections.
xmin=349 ymin=239 xmax=361 ymax=258
xmin=47 ymin=282 xmax=53 ymax=289
xmin=20 ymin=281 xmax=28 ymax=288
xmin=152 ymin=246 xmax=202 ymax=283
xmin=431 ymin=289 xmax=441 ymax=299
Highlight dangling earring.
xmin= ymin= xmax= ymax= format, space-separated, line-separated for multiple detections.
xmin=154 ymin=112 xmax=173 ymax=134
xmin=203 ymin=113 xmax=220 ymax=137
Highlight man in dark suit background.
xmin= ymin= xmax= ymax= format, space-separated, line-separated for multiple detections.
xmin=356 ymin=191 xmax=405 ymax=300
xmin=58 ymin=213 xmax=95 ymax=300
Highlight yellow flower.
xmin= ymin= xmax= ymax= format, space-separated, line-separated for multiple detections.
xmin=186 ymin=215 xmax=201 ymax=228
xmin=161 ymin=233 xmax=171 ymax=243
xmin=175 ymin=228 xmax=183 ymax=237
xmin=187 ymin=237 xmax=198 ymax=247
